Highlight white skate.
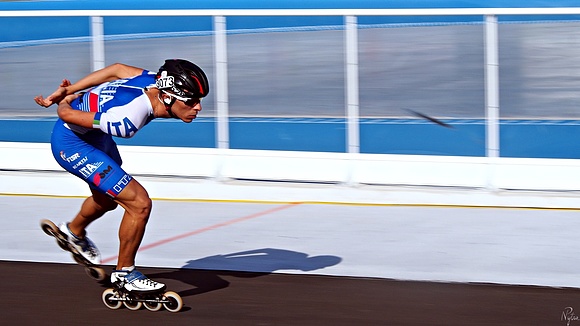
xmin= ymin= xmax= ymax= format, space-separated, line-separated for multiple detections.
xmin=111 ymin=269 xmax=166 ymax=293
xmin=41 ymin=219 xmax=106 ymax=281
xmin=103 ymin=270 xmax=181 ymax=312
xmin=59 ymin=222 xmax=101 ymax=265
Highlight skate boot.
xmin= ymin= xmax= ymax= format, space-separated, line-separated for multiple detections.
xmin=111 ymin=269 xmax=166 ymax=293
xmin=59 ymin=222 xmax=101 ymax=265
xmin=103 ymin=269 xmax=181 ymax=312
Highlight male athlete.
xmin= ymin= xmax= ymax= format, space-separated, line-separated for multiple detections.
xmin=35 ymin=59 xmax=209 ymax=292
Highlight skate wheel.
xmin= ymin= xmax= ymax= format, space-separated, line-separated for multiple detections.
xmin=144 ymin=300 xmax=162 ymax=312
xmin=162 ymin=291 xmax=183 ymax=313
xmin=124 ymin=299 xmax=142 ymax=311
xmin=102 ymin=289 xmax=122 ymax=310
xmin=73 ymin=254 xmax=84 ymax=265
xmin=57 ymin=240 xmax=69 ymax=251
xmin=85 ymin=266 xmax=106 ymax=281
xmin=40 ymin=219 xmax=58 ymax=237
xmin=41 ymin=220 xmax=69 ymax=250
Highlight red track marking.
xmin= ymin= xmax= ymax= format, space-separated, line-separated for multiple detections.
xmin=102 ymin=203 xmax=300 ymax=264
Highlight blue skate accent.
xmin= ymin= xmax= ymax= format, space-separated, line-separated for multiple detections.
xmin=61 ymin=223 xmax=99 ymax=262
xmin=63 ymin=223 xmax=80 ymax=241
xmin=124 ymin=270 xmax=147 ymax=283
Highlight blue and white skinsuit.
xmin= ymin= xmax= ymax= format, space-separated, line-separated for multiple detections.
xmin=51 ymin=70 xmax=156 ymax=198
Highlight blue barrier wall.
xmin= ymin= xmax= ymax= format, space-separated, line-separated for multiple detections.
xmin=3 ymin=118 xmax=580 ymax=158
xmin=2 ymin=1 xmax=580 ymax=158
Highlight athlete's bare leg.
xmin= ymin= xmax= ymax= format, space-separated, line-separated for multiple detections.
xmin=68 ymin=188 xmax=118 ymax=238
xmin=112 ymin=178 xmax=152 ymax=270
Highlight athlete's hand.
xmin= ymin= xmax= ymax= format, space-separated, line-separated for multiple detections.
xmin=34 ymin=79 xmax=72 ymax=108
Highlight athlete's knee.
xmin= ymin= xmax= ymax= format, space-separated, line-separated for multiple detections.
xmin=121 ymin=188 xmax=152 ymax=220
xmin=116 ymin=179 xmax=152 ymax=221
xmin=129 ymin=195 xmax=152 ymax=220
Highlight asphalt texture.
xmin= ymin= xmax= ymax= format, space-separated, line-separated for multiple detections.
xmin=2 ymin=260 xmax=580 ymax=326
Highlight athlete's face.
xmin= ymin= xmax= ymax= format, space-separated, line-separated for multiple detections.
xmin=172 ymin=98 xmax=202 ymax=123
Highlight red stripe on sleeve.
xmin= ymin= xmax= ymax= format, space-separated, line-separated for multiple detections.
xmin=89 ymin=92 xmax=99 ymax=112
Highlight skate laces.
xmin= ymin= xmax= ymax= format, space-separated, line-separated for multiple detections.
xmin=124 ymin=270 xmax=161 ymax=287
xmin=73 ymin=237 xmax=98 ymax=259
xmin=62 ymin=223 xmax=99 ymax=259
xmin=112 ymin=269 xmax=166 ymax=292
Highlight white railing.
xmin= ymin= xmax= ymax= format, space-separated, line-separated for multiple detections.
xmin=2 ymin=8 xmax=580 ymax=16
xmin=3 ymin=7 xmax=580 ymax=153
xmin=2 ymin=8 xmax=580 ymax=206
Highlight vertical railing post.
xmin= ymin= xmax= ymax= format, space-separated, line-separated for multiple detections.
xmin=484 ymin=14 xmax=500 ymax=190
xmin=90 ymin=16 xmax=105 ymax=71
xmin=344 ymin=15 xmax=360 ymax=185
xmin=213 ymin=15 xmax=230 ymax=181
xmin=485 ymin=15 xmax=500 ymax=158
xmin=214 ymin=15 xmax=229 ymax=150
xmin=345 ymin=15 xmax=360 ymax=155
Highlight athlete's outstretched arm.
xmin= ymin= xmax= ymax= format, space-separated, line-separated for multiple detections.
xmin=64 ymin=63 xmax=144 ymax=94
xmin=35 ymin=63 xmax=144 ymax=108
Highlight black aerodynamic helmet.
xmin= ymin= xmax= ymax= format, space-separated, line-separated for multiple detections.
xmin=155 ymin=59 xmax=209 ymax=100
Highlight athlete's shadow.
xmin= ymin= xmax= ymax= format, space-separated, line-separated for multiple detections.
xmin=148 ymin=248 xmax=342 ymax=298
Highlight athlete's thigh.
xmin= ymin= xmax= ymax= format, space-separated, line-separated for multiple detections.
xmin=52 ymin=130 xmax=132 ymax=198
xmin=113 ymin=178 xmax=151 ymax=212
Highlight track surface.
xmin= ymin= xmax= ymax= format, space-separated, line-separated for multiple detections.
xmin=4 ymin=196 xmax=580 ymax=325
xmin=3 ymin=260 xmax=579 ymax=325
